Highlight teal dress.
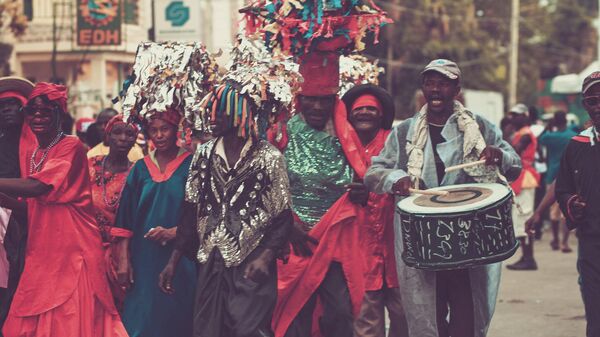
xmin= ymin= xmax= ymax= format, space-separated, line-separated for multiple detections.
xmin=115 ymin=153 xmax=196 ymax=337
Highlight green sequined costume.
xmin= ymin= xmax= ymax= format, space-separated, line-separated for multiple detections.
xmin=284 ymin=114 xmax=353 ymax=227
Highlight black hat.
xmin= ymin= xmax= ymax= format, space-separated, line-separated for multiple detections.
xmin=341 ymin=84 xmax=395 ymax=130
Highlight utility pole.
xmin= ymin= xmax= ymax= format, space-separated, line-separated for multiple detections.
xmin=509 ymin=0 xmax=520 ymax=107
xmin=51 ymin=2 xmax=58 ymax=83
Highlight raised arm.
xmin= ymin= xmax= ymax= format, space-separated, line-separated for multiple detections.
xmin=364 ymin=123 xmax=409 ymax=195
xmin=480 ymin=118 xmax=522 ymax=181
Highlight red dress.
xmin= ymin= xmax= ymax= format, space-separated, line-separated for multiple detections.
xmin=3 ymin=136 xmax=127 ymax=337
xmin=89 ymin=155 xmax=133 ymax=310
xmin=272 ymin=101 xmax=397 ymax=337
xmin=510 ymin=126 xmax=541 ymax=195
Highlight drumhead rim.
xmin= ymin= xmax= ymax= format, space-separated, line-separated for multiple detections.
xmin=396 ymin=192 xmax=512 ymax=218
xmin=397 ymin=183 xmax=512 ymax=214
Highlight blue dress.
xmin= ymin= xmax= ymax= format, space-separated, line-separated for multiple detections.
xmin=115 ymin=152 xmax=196 ymax=337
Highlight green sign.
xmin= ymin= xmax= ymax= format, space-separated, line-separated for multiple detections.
xmin=77 ymin=0 xmax=122 ymax=46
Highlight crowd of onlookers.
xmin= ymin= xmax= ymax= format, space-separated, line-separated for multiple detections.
xmin=500 ymin=104 xmax=591 ymax=271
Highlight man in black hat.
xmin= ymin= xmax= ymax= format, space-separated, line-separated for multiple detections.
xmin=365 ymin=59 xmax=521 ymax=337
xmin=341 ymin=84 xmax=408 ymax=337
xmin=556 ymin=71 xmax=600 ymax=337
xmin=0 ymin=76 xmax=33 ymax=325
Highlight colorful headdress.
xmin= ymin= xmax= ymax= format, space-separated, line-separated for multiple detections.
xmin=339 ymin=54 xmax=384 ymax=96
xmin=120 ymin=42 xmax=220 ymax=128
xmin=242 ymin=0 xmax=392 ymax=56
xmin=197 ymin=35 xmax=303 ymax=138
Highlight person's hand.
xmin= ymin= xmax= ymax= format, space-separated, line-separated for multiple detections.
xmin=347 ymin=182 xmax=369 ymax=206
xmin=116 ymin=256 xmax=134 ymax=290
xmin=244 ymin=249 xmax=274 ymax=283
xmin=525 ymin=211 xmax=542 ymax=236
xmin=568 ymin=195 xmax=587 ymax=220
xmin=145 ymin=226 xmax=177 ymax=246
xmin=391 ymin=176 xmax=412 ymax=196
xmin=289 ymin=221 xmax=318 ymax=257
xmin=480 ymin=146 xmax=503 ymax=166
xmin=158 ymin=263 xmax=176 ymax=295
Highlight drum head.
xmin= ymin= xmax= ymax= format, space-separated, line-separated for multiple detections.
xmin=397 ymin=183 xmax=511 ymax=214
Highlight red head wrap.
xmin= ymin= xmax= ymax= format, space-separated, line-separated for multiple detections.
xmin=299 ymin=52 xmax=340 ymax=96
xmin=149 ymin=108 xmax=182 ymax=127
xmin=351 ymin=94 xmax=383 ymax=113
xmin=0 ymin=91 xmax=28 ymax=106
xmin=105 ymin=114 xmax=140 ymax=141
xmin=28 ymin=82 xmax=68 ymax=114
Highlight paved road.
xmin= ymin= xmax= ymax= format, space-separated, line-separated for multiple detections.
xmin=488 ymin=230 xmax=586 ymax=337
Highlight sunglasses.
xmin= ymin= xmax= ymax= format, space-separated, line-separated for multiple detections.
xmin=583 ymin=96 xmax=600 ymax=107
xmin=22 ymin=106 xmax=59 ymax=116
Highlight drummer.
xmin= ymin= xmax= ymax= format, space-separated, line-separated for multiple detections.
xmin=364 ymin=59 xmax=522 ymax=337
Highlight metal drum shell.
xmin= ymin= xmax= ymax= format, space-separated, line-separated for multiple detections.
xmin=396 ymin=191 xmax=519 ymax=271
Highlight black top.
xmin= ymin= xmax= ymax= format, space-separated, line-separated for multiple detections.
xmin=556 ymin=136 xmax=600 ymax=237
xmin=0 ymin=130 xmax=21 ymax=179
xmin=429 ymin=124 xmax=446 ymax=185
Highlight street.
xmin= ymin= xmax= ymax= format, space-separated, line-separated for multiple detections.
xmin=489 ymin=229 xmax=586 ymax=337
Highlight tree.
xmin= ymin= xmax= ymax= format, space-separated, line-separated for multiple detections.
xmin=368 ymin=0 xmax=595 ymax=118
xmin=370 ymin=0 xmax=508 ymax=119
xmin=0 ymin=0 xmax=28 ymax=75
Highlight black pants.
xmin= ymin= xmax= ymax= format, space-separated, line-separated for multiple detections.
xmin=0 ymin=215 xmax=27 ymax=330
xmin=284 ymin=262 xmax=353 ymax=337
xmin=578 ymin=237 xmax=600 ymax=337
xmin=436 ymin=269 xmax=475 ymax=337
xmin=193 ymin=249 xmax=276 ymax=337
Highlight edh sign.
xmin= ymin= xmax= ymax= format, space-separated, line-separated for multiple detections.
xmin=77 ymin=0 xmax=122 ymax=46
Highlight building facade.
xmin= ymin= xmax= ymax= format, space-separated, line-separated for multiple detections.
xmin=8 ymin=0 xmax=244 ymax=118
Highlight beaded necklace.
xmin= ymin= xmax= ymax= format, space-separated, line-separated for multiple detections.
xmin=100 ymin=156 xmax=129 ymax=208
xmin=29 ymin=132 xmax=64 ymax=174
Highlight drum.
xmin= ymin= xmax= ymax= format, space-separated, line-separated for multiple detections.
xmin=396 ymin=183 xmax=518 ymax=271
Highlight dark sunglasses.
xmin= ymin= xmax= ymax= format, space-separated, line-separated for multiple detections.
xmin=22 ymin=106 xmax=59 ymax=116
xmin=583 ymin=96 xmax=600 ymax=107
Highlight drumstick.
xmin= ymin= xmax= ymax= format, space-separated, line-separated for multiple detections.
xmin=444 ymin=159 xmax=487 ymax=173
xmin=408 ymin=188 xmax=449 ymax=196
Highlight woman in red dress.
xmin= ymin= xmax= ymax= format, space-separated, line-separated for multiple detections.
xmin=89 ymin=114 xmax=138 ymax=310
xmin=0 ymin=83 xmax=127 ymax=337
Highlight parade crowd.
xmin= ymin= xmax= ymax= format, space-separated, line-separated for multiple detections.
xmin=0 ymin=4 xmax=599 ymax=337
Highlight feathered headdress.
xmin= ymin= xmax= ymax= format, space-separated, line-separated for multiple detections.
xmin=120 ymin=41 xmax=220 ymax=128
xmin=339 ymin=54 xmax=384 ymax=96
xmin=242 ymin=0 xmax=392 ymax=56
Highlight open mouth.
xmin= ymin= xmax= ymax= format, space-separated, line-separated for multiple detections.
xmin=429 ymin=98 xmax=444 ymax=107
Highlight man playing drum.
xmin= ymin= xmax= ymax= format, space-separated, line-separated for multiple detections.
xmin=364 ymin=59 xmax=522 ymax=337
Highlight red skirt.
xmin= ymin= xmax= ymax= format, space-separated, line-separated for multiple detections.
xmin=2 ymin=264 xmax=128 ymax=337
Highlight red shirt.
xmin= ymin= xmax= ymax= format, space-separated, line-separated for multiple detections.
xmin=88 ymin=155 xmax=131 ymax=233
xmin=11 ymin=136 xmax=116 ymax=316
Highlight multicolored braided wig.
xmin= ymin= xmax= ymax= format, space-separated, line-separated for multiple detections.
xmin=199 ymin=83 xmax=259 ymax=138
xmin=196 ymin=35 xmax=303 ymax=139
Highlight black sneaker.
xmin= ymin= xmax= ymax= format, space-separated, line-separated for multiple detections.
xmin=506 ymin=259 xmax=538 ymax=271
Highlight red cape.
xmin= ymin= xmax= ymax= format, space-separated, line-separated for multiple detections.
xmin=272 ymin=100 xmax=392 ymax=337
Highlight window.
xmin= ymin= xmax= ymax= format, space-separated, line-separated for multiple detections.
xmin=124 ymin=0 xmax=139 ymax=25
xmin=23 ymin=0 xmax=33 ymax=21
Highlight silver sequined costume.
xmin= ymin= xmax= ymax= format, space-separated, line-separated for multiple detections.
xmin=185 ymin=138 xmax=292 ymax=267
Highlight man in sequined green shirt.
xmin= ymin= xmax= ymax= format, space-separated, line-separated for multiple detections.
xmin=285 ymin=94 xmax=354 ymax=227
xmin=276 ymin=52 xmax=370 ymax=337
